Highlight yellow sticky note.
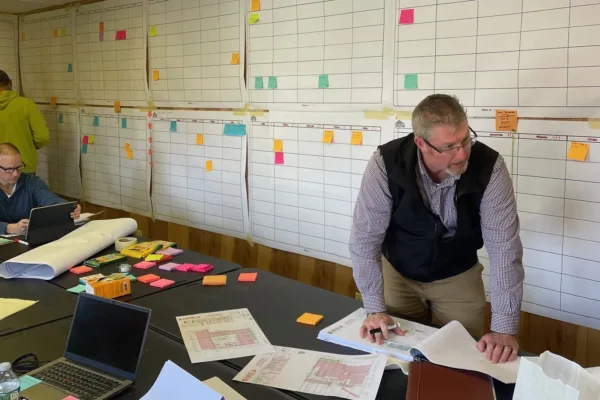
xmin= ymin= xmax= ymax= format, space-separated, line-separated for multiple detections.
xmin=89 ymin=135 xmax=95 ymax=144
xmin=351 ymin=131 xmax=363 ymax=145
xmin=297 ymin=312 xmax=324 ymax=326
xmin=114 ymin=100 xmax=121 ymax=113
xmin=250 ymin=110 xmax=265 ymax=116
xmin=145 ymin=254 xmax=163 ymax=262
xmin=251 ymin=0 xmax=260 ymax=11
xmin=149 ymin=26 xmax=157 ymax=37
xmin=60 ymin=28 xmax=66 ymax=37
xmin=273 ymin=139 xmax=283 ymax=152
xmin=125 ymin=142 xmax=131 ymax=151
xmin=233 ymin=109 xmax=247 ymax=116
xmin=323 ymin=130 xmax=334 ymax=143
xmin=196 ymin=134 xmax=204 ymax=145
xmin=395 ymin=111 xmax=412 ymax=119
xmin=206 ymin=160 xmax=213 ymax=172
xmin=203 ymin=275 xmax=227 ymax=286
xmin=496 ymin=110 xmax=518 ymax=132
xmin=589 ymin=118 xmax=600 ymax=129
xmin=249 ymin=13 xmax=259 ymax=24
xmin=153 ymin=70 xmax=159 ymax=81
xmin=231 ymin=52 xmax=240 ymax=65
xmin=364 ymin=110 xmax=388 ymax=120
xmin=567 ymin=142 xmax=589 ymax=162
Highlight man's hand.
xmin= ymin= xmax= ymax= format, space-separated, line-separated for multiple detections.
xmin=71 ymin=204 xmax=81 ymax=220
xmin=477 ymin=332 xmax=519 ymax=364
xmin=6 ymin=219 xmax=29 ymax=234
xmin=359 ymin=312 xmax=405 ymax=345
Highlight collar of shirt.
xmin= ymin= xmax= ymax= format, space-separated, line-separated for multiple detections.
xmin=1 ymin=176 xmax=21 ymax=199
xmin=416 ymin=150 xmax=460 ymax=190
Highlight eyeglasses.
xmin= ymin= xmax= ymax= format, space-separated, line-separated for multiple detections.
xmin=0 ymin=162 xmax=26 ymax=173
xmin=422 ymin=126 xmax=478 ymax=155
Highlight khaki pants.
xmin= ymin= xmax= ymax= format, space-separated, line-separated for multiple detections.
xmin=382 ymin=257 xmax=486 ymax=338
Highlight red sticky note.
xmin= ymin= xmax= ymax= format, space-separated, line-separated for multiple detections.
xmin=150 ymin=278 xmax=175 ymax=288
xmin=238 ymin=272 xmax=258 ymax=282
xmin=116 ymin=30 xmax=127 ymax=40
xmin=275 ymin=152 xmax=284 ymax=165
xmin=138 ymin=274 xmax=160 ymax=284
xmin=191 ymin=264 xmax=214 ymax=273
xmin=399 ymin=9 xmax=414 ymax=24
xmin=82 ymin=135 xmax=89 ymax=144
xmin=70 ymin=266 xmax=92 ymax=275
xmin=134 ymin=261 xmax=156 ymax=270
xmin=175 ymin=263 xmax=194 ymax=272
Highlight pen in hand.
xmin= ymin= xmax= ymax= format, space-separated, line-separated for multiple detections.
xmin=369 ymin=323 xmax=400 ymax=335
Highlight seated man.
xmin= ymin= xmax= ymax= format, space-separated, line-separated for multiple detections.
xmin=0 ymin=143 xmax=81 ymax=235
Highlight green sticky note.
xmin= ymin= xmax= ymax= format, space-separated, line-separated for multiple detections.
xmin=318 ymin=74 xmax=329 ymax=89
xmin=404 ymin=74 xmax=418 ymax=89
xmin=81 ymin=144 xmax=88 ymax=154
xmin=268 ymin=76 xmax=277 ymax=89
xmin=127 ymin=274 xmax=137 ymax=281
xmin=67 ymin=63 xmax=72 ymax=72
xmin=57 ymin=114 xmax=63 ymax=123
xmin=20 ymin=376 xmax=42 ymax=391
xmin=255 ymin=77 xmax=264 ymax=89
xmin=93 ymin=116 xmax=99 ymax=126
xmin=121 ymin=118 xmax=127 ymax=129
xmin=249 ymin=13 xmax=259 ymax=24
xmin=67 ymin=284 xmax=86 ymax=293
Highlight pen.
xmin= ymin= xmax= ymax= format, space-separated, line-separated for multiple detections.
xmin=16 ymin=240 xmax=29 ymax=246
xmin=369 ymin=323 xmax=399 ymax=335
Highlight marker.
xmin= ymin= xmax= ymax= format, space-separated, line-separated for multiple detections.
xmin=369 ymin=323 xmax=399 ymax=335
xmin=17 ymin=240 xmax=29 ymax=246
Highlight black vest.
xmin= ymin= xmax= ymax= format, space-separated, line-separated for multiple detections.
xmin=379 ymin=134 xmax=498 ymax=283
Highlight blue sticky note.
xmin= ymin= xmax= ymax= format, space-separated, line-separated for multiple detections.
xmin=318 ymin=74 xmax=329 ymax=88
xmin=268 ymin=76 xmax=277 ymax=89
xmin=93 ymin=116 xmax=99 ymax=126
xmin=254 ymin=77 xmax=264 ymax=89
xmin=57 ymin=114 xmax=63 ymax=123
xmin=224 ymin=124 xmax=246 ymax=137
xmin=81 ymin=144 xmax=88 ymax=154
xmin=170 ymin=120 xmax=177 ymax=132
xmin=20 ymin=376 xmax=42 ymax=391
xmin=67 ymin=63 xmax=72 ymax=72
xmin=404 ymin=74 xmax=418 ymax=89
xmin=67 ymin=284 xmax=86 ymax=293
xmin=121 ymin=118 xmax=127 ymax=129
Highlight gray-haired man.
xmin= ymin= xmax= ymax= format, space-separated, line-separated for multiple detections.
xmin=350 ymin=94 xmax=524 ymax=364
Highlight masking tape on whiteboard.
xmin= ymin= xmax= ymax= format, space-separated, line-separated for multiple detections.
xmin=115 ymin=237 xmax=138 ymax=251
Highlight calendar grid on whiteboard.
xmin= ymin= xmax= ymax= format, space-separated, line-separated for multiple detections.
xmin=0 ymin=15 xmax=19 ymax=96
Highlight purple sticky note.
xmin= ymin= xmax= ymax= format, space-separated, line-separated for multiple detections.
xmin=99 ymin=32 xmax=104 ymax=42
xmin=157 ymin=247 xmax=183 ymax=256
xmin=159 ymin=262 xmax=180 ymax=271
xmin=275 ymin=152 xmax=284 ymax=165
xmin=116 ymin=30 xmax=127 ymax=40
xmin=82 ymin=135 xmax=89 ymax=144
xmin=399 ymin=9 xmax=414 ymax=24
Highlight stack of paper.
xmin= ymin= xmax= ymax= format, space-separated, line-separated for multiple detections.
xmin=0 ymin=298 xmax=38 ymax=320
xmin=141 ymin=361 xmax=223 ymax=399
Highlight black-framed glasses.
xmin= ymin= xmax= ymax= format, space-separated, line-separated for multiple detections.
xmin=422 ymin=126 xmax=478 ymax=155
xmin=0 ymin=162 xmax=26 ymax=173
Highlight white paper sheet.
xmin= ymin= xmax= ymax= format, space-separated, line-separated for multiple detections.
xmin=204 ymin=377 xmax=247 ymax=400
xmin=411 ymin=320 xmax=521 ymax=384
xmin=234 ymin=346 xmax=386 ymax=400
xmin=176 ymin=308 xmax=273 ymax=363
xmin=140 ymin=360 xmax=223 ymax=400
xmin=0 ymin=218 xmax=137 ymax=280
xmin=318 ymin=308 xmax=438 ymax=362
xmin=0 ymin=299 xmax=38 ymax=321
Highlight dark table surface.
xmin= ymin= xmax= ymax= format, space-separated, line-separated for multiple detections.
xmin=0 ymin=239 xmax=30 ymax=262
xmin=0 ymin=278 xmax=76 ymax=337
xmin=1 ymin=318 xmax=297 ymax=400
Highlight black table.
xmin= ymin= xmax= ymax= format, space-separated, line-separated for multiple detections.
xmin=0 ymin=239 xmax=30 ymax=262
xmin=1 ymin=318 xmax=297 ymax=400
xmin=0 ymin=278 xmax=76 ymax=337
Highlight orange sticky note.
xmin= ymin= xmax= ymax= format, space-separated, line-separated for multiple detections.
xmin=153 ymin=70 xmax=159 ymax=81
xmin=99 ymin=21 xmax=105 ymax=33
xmin=495 ymin=110 xmax=518 ymax=132
xmin=53 ymin=29 xmax=58 ymax=38
xmin=20 ymin=32 xmax=25 ymax=41
xmin=70 ymin=266 xmax=93 ymax=275
xmin=273 ymin=139 xmax=283 ymax=152
xmin=196 ymin=134 xmax=204 ymax=145
xmin=125 ymin=142 xmax=131 ymax=151
xmin=297 ymin=312 xmax=324 ymax=326
xmin=114 ymin=100 xmax=121 ymax=113
xmin=231 ymin=52 xmax=240 ymax=65
xmin=50 ymin=96 xmax=57 ymax=108
xmin=138 ymin=274 xmax=160 ymax=284
xmin=238 ymin=272 xmax=258 ymax=282
xmin=567 ymin=142 xmax=589 ymax=162
xmin=127 ymin=150 xmax=134 ymax=160
xmin=323 ymin=130 xmax=334 ymax=143
xmin=205 ymin=160 xmax=213 ymax=171
xmin=251 ymin=0 xmax=260 ymax=11
xmin=203 ymin=275 xmax=227 ymax=286
xmin=351 ymin=131 xmax=363 ymax=145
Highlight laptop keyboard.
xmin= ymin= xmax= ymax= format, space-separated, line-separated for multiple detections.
xmin=31 ymin=361 xmax=122 ymax=400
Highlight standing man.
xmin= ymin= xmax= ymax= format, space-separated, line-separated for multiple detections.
xmin=350 ymin=94 xmax=523 ymax=364
xmin=0 ymin=70 xmax=49 ymax=174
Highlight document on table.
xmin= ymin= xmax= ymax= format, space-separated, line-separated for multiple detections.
xmin=204 ymin=377 xmax=246 ymax=400
xmin=176 ymin=308 xmax=274 ymax=363
xmin=140 ymin=360 xmax=223 ymax=399
xmin=318 ymin=308 xmax=438 ymax=361
xmin=0 ymin=298 xmax=38 ymax=320
xmin=234 ymin=346 xmax=387 ymax=400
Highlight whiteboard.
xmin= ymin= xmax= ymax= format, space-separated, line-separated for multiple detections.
xmin=0 ymin=14 xmax=19 ymax=95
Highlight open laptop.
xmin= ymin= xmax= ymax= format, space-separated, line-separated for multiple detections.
xmin=26 ymin=202 xmax=77 ymax=246
xmin=21 ymin=293 xmax=151 ymax=400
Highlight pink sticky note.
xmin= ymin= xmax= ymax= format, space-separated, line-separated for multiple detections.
xmin=399 ymin=8 xmax=414 ymax=24
xmin=275 ymin=152 xmax=284 ymax=165
xmin=238 ymin=272 xmax=258 ymax=282
xmin=116 ymin=30 xmax=127 ymax=40
xmin=82 ymin=136 xmax=89 ymax=144
xmin=62 ymin=396 xmax=79 ymax=400
xmin=191 ymin=264 xmax=214 ymax=273
xmin=159 ymin=262 xmax=180 ymax=271
xmin=157 ymin=247 xmax=183 ymax=256
xmin=134 ymin=261 xmax=156 ymax=270
xmin=150 ymin=278 xmax=175 ymax=288
xmin=175 ymin=263 xmax=194 ymax=272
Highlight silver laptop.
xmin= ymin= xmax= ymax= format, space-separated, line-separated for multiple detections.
xmin=21 ymin=293 xmax=151 ymax=400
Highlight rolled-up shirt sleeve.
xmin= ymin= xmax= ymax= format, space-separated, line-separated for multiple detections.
xmin=349 ymin=149 xmax=393 ymax=314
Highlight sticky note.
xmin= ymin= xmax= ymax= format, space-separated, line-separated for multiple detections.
xmin=67 ymin=63 xmax=72 ymax=72
xmin=150 ymin=278 xmax=175 ymax=289
xmin=116 ymin=30 xmax=127 ymax=40
xmin=149 ymin=26 xmax=157 ymax=37
xmin=495 ymin=110 xmax=518 ymax=132
xmin=297 ymin=312 xmax=324 ymax=326
xmin=53 ymin=29 xmax=58 ymax=38
xmin=203 ymin=275 xmax=227 ymax=286
xmin=268 ymin=76 xmax=277 ymax=89
xmin=404 ymin=74 xmax=418 ymax=89
xmin=567 ymin=142 xmax=589 ymax=162
xmin=127 ymin=274 xmax=137 ymax=281
xmin=255 ymin=76 xmax=264 ymax=89
xmin=318 ymin=74 xmax=329 ymax=88
xmin=82 ymin=135 xmax=89 ymax=144
xmin=114 ymin=100 xmax=121 ymax=113
xmin=126 ymin=150 xmax=134 ymax=160
xmin=99 ymin=22 xmax=104 ymax=33
xmin=89 ymin=135 xmax=95 ymax=144
xmin=399 ymin=8 xmax=415 ymax=24
xmin=21 ymin=32 xmax=24 ymax=41
xmin=251 ymin=0 xmax=260 ymax=11
xmin=273 ymin=139 xmax=283 ymax=152
xmin=145 ymin=254 xmax=163 ymax=262
xmin=224 ymin=124 xmax=247 ymax=136
xmin=121 ymin=118 xmax=127 ymax=129
xmin=238 ymin=272 xmax=258 ymax=282
xmin=61 ymin=28 xmax=66 ymax=37
xmin=81 ymin=144 xmax=88 ymax=154
xmin=93 ymin=116 xmax=100 ymax=126
xmin=50 ymin=96 xmax=57 ymax=107
xmin=67 ymin=284 xmax=86 ymax=293
xmin=58 ymin=114 xmax=63 ymax=123
xmin=153 ymin=70 xmax=159 ymax=81
xmin=63 ymin=396 xmax=79 ymax=400
xmin=589 ymin=118 xmax=600 ymax=129
xmin=125 ymin=142 xmax=131 ymax=151
xmin=157 ymin=247 xmax=183 ymax=256
xmin=249 ymin=13 xmax=259 ymax=24
xmin=134 ymin=261 xmax=156 ymax=270
xmin=231 ymin=52 xmax=240 ymax=65
xmin=205 ymin=160 xmax=213 ymax=172
xmin=20 ymin=375 xmax=42 ymax=391
xmin=159 ymin=262 xmax=180 ymax=271
xmin=170 ymin=120 xmax=177 ymax=132
xmin=191 ymin=264 xmax=214 ymax=273
xmin=323 ymin=130 xmax=334 ymax=143
xmin=196 ymin=134 xmax=204 ymax=145
xmin=175 ymin=263 xmax=194 ymax=272
xmin=275 ymin=152 xmax=284 ymax=165
xmin=364 ymin=110 xmax=388 ymax=120
xmin=138 ymin=274 xmax=161 ymax=284
xmin=70 ymin=265 xmax=92 ymax=274
xmin=99 ymin=32 xmax=104 ymax=41
xmin=351 ymin=131 xmax=363 ymax=145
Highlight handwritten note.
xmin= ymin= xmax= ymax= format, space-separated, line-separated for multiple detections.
xmin=231 ymin=52 xmax=240 ymax=65
xmin=58 ymin=114 xmax=63 ymax=123
xmin=149 ymin=26 xmax=157 ymax=37
xmin=249 ymin=13 xmax=260 ymax=24
xmin=255 ymin=76 xmax=264 ymax=89
xmin=67 ymin=63 xmax=72 ymax=72
xmin=399 ymin=8 xmax=415 ymax=24
xmin=206 ymin=160 xmax=213 ymax=172
xmin=275 ymin=152 xmax=284 ymax=165
xmin=268 ymin=76 xmax=277 ymax=89
xmin=404 ymin=74 xmax=418 ymax=89
xmin=273 ymin=139 xmax=283 ymax=152
xmin=153 ymin=70 xmax=159 ymax=81
xmin=196 ymin=134 xmax=204 ymax=145
xmin=116 ymin=30 xmax=127 ymax=40
xmin=224 ymin=124 xmax=246 ymax=136
xmin=323 ymin=130 xmax=334 ymax=143
xmin=251 ymin=0 xmax=260 ymax=11
xmin=495 ymin=110 xmax=518 ymax=131
xmin=318 ymin=74 xmax=329 ymax=88
xmin=351 ymin=131 xmax=363 ymax=145
xmin=567 ymin=142 xmax=589 ymax=162
xmin=93 ymin=116 xmax=99 ymax=126
xmin=170 ymin=121 xmax=177 ymax=132
xmin=121 ymin=118 xmax=127 ymax=129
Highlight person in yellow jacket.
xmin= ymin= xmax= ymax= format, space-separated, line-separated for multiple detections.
xmin=0 ymin=70 xmax=49 ymax=174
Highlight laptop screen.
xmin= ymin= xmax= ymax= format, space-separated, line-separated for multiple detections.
xmin=64 ymin=294 xmax=151 ymax=381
